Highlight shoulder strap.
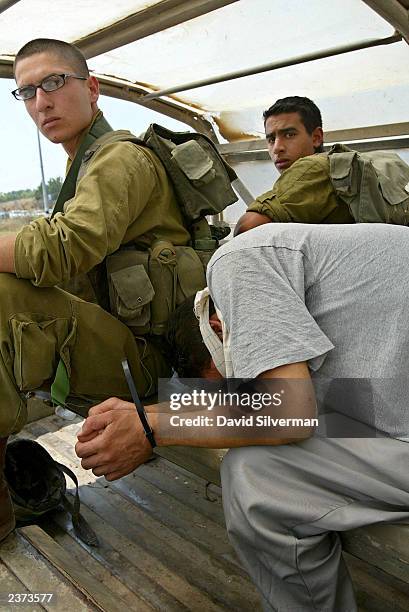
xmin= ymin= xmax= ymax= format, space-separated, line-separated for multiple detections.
xmin=51 ymin=112 xmax=114 ymax=218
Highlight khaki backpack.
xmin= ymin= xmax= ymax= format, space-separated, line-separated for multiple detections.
xmin=328 ymin=143 xmax=409 ymax=224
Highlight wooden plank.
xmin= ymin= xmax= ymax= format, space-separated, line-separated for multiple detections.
xmin=112 ymin=470 xmax=228 ymax=548
xmin=16 ymin=423 xmax=240 ymax=610
xmin=19 ymin=525 xmax=136 ymax=612
xmin=0 ymin=530 xmax=95 ymax=611
xmin=125 ymin=457 xmax=225 ymax=525
xmin=342 ymin=525 xmax=409 ymax=584
xmin=76 ymin=485 xmax=259 ymax=610
xmin=53 ymin=496 xmax=224 ymax=611
xmin=0 ymin=556 xmax=43 ymax=612
xmin=112 ymin=473 xmax=243 ymax=570
xmin=42 ymin=520 xmax=154 ymax=612
xmin=345 ymin=552 xmax=409 ymax=612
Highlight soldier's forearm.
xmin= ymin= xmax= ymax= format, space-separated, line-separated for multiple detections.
xmin=0 ymin=234 xmax=16 ymax=273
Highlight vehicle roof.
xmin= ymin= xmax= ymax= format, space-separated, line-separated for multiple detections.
xmin=1 ymin=0 xmax=408 ymax=145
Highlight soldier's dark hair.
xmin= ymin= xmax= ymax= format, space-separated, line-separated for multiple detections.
xmin=166 ymin=295 xmax=213 ymax=378
xmin=14 ymin=39 xmax=89 ymax=77
xmin=263 ymin=96 xmax=324 ymax=153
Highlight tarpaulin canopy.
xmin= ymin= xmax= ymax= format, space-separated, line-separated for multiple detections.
xmin=1 ymin=0 xmax=408 ymax=145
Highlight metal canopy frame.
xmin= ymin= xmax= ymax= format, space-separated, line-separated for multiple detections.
xmin=0 ymin=58 xmax=13 ymax=79
xmin=221 ymin=138 xmax=409 ymax=163
xmin=96 ymin=75 xmax=216 ymax=136
xmin=219 ymin=123 xmax=409 ymax=163
xmin=218 ymin=122 xmax=409 ymax=154
xmin=74 ymin=0 xmax=239 ymax=59
xmin=0 ymin=61 xmax=218 ymax=140
xmin=0 ymin=0 xmax=21 ymax=14
xmin=362 ymin=0 xmax=409 ymax=43
xmin=0 ymin=0 xmax=242 ymax=140
xmin=143 ymin=32 xmax=402 ymax=100
xmin=0 ymin=55 xmax=217 ymax=138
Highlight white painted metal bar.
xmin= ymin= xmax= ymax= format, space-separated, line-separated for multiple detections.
xmin=143 ymin=32 xmax=402 ymax=100
xmin=362 ymin=0 xmax=409 ymax=42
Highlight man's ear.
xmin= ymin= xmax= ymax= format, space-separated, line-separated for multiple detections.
xmin=312 ymin=126 xmax=324 ymax=150
xmin=209 ymin=317 xmax=223 ymax=340
xmin=88 ymin=75 xmax=100 ymax=105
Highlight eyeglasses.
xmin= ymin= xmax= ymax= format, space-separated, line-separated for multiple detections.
xmin=12 ymin=73 xmax=87 ymax=101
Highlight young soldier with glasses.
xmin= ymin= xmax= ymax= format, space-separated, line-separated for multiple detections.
xmin=0 ymin=38 xmax=203 ymax=542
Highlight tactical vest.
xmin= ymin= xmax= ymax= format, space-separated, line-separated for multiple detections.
xmin=52 ymin=114 xmax=238 ymax=338
xmin=328 ymin=144 xmax=409 ymax=224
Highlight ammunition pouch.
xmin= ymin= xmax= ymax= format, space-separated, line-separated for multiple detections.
xmin=106 ymin=240 xmax=205 ymax=337
xmin=143 ymin=123 xmax=237 ymax=222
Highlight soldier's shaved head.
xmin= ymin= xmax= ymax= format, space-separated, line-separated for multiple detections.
xmin=14 ymin=38 xmax=89 ymax=77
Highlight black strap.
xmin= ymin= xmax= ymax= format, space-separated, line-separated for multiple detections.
xmin=56 ymin=461 xmax=99 ymax=547
xmin=122 ymin=359 xmax=156 ymax=448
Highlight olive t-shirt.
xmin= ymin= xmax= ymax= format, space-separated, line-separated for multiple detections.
xmin=247 ymin=154 xmax=353 ymax=224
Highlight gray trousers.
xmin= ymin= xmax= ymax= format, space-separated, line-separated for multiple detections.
xmin=221 ymin=437 xmax=409 ymax=612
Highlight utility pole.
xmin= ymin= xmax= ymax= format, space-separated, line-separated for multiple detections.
xmin=37 ymin=128 xmax=49 ymax=213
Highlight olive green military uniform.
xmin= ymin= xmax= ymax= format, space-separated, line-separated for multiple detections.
xmin=247 ymin=153 xmax=354 ymax=223
xmin=0 ymin=121 xmax=190 ymax=437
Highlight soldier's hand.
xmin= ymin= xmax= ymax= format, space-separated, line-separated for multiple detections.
xmin=75 ymin=397 xmax=153 ymax=481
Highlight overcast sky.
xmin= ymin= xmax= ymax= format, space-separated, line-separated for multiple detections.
xmin=0 ymin=77 xmax=188 ymax=194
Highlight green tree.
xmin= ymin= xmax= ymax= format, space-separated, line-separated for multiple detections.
xmin=0 ymin=188 xmax=35 ymax=203
xmin=47 ymin=176 xmax=63 ymax=202
xmin=0 ymin=176 xmax=63 ymax=207
xmin=35 ymin=176 xmax=63 ymax=205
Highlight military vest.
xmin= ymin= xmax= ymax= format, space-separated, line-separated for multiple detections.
xmin=328 ymin=143 xmax=409 ymax=224
xmin=53 ymin=114 xmax=238 ymax=338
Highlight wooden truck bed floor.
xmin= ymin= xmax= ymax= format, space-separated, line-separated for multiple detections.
xmin=1 ymin=414 xmax=260 ymax=612
xmin=1 ymin=414 xmax=409 ymax=611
